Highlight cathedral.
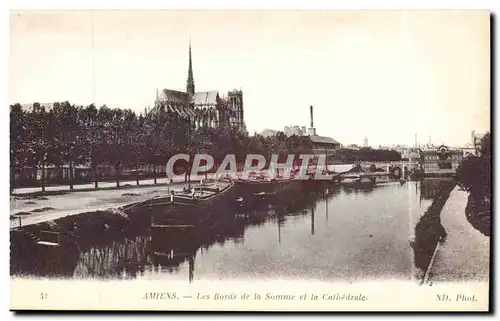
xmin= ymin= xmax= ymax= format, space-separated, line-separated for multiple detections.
xmin=152 ymin=42 xmax=245 ymax=131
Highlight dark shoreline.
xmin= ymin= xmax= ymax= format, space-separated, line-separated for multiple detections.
xmin=411 ymin=179 xmax=457 ymax=280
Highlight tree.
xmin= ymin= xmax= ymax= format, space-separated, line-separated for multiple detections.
xmin=24 ymin=103 xmax=58 ymax=192
xmin=80 ymin=104 xmax=106 ymax=188
xmin=102 ymin=108 xmax=128 ymax=187
xmin=192 ymin=126 xmax=216 ymax=177
xmin=10 ymin=104 xmax=28 ymax=191
xmin=123 ymin=110 xmax=144 ymax=186
xmin=457 ymin=132 xmax=491 ymax=199
xmin=53 ymin=102 xmax=84 ymax=190
xmin=143 ymin=104 xmax=173 ymax=184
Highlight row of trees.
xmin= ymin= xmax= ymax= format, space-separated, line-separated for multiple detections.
xmin=9 ymin=102 xmax=314 ymax=191
xmin=10 ymin=102 xmax=404 ymax=191
xmin=329 ymin=147 xmax=402 ymax=163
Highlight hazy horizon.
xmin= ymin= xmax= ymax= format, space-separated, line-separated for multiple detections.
xmin=9 ymin=10 xmax=490 ymax=147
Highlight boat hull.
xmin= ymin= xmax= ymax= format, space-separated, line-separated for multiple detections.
xmin=235 ymin=178 xmax=304 ymax=196
xmin=149 ymin=182 xmax=238 ymax=228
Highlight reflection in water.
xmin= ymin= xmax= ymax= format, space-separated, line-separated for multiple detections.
xmin=411 ymin=179 xmax=456 ymax=280
xmin=74 ymin=235 xmax=150 ymax=279
xmin=277 ymin=214 xmax=284 ymax=245
xmin=311 ymin=205 xmax=315 ymax=236
xmin=12 ymin=180 xmax=457 ymax=283
xmin=420 ymin=178 xmax=454 ymax=200
xmin=325 ymin=190 xmax=329 ymax=222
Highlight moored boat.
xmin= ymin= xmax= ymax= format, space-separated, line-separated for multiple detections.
xmin=149 ymin=180 xmax=238 ymax=235
xmin=235 ymin=170 xmax=305 ymax=195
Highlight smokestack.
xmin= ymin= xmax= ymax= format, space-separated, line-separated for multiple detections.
xmin=310 ymin=105 xmax=314 ymax=128
xmin=307 ymin=105 xmax=316 ymax=136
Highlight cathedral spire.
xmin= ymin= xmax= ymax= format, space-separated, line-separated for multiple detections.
xmin=186 ymin=39 xmax=195 ymax=95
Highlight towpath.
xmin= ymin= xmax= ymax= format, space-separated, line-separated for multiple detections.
xmin=426 ymin=187 xmax=490 ymax=283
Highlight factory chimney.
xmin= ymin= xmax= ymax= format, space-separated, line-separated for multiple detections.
xmin=307 ymin=105 xmax=317 ymax=136
xmin=310 ymin=105 xmax=314 ymax=128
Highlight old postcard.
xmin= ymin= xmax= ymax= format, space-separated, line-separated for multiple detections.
xmin=9 ymin=9 xmax=490 ymax=311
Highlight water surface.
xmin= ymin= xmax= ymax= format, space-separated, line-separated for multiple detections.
xmin=13 ymin=180 xmax=460 ymax=283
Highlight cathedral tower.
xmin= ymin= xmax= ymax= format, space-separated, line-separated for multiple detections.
xmin=186 ymin=40 xmax=195 ymax=96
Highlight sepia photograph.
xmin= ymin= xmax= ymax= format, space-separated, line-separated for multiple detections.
xmin=8 ymin=9 xmax=491 ymax=311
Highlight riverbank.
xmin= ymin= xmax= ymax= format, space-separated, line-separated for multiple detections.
xmin=11 ymin=174 xmax=216 ymax=197
xmin=411 ymin=179 xmax=456 ymax=281
xmin=10 ymin=183 xmax=185 ymax=229
xmin=427 ymin=187 xmax=490 ymax=283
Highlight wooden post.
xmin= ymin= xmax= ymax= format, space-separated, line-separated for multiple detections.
xmin=18 ymin=216 xmax=21 ymax=227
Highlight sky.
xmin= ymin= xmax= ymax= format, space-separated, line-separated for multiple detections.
xmin=9 ymin=10 xmax=490 ymax=147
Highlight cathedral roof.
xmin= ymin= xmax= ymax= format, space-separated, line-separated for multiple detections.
xmin=192 ymin=91 xmax=219 ymax=106
xmin=160 ymin=89 xmax=190 ymax=104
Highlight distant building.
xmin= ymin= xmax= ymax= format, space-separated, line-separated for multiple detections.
xmin=310 ymin=135 xmax=341 ymax=154
xmin=283 ymin=125 xmax=306 ymax=136
xmin=471 ymin=130 xmax=485 ymax=155
xmin=258 ymin=106 xmax=341 ymax=153
xmin=461 ymin=146 xmax=477 ymax=158
xmin=260 ymin=129 xmax=279 ymax=138
xmin=459 ymin=130 xmax=487 ymax=157
xmin=19 ymin=103 xmax=54 ymax=112
xmin=419 ymin=145 xmax=463 ymax=176
xmin=152 ymin=41 xmax=245 ymax=131
xmin=395 ymin=147 xmax=420 ymax=160
xmin=347 ymin=144 xmax=361 ymax=150
xmin=306 ymin=106 xmax=341 ymax=153
xmin=363 ymin=137 xmax=368 ymax=148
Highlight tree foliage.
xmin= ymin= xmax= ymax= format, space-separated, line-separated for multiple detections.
xmin=10 ymin=101 xmax=404 ymax=189
xmin=456 ymin=132 xmax=491 ymax=199
xmin=329 ymin=147 xmax=401 ymax=163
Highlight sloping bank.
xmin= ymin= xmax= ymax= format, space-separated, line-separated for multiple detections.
xmin=10 ymin=200 xmax=153 ymax=262
xmin=411 ymin=179 xmax=457 ymax=281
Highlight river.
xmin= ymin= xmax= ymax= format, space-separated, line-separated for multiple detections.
xmin=11 ymin=179 xmax=465 ymax=283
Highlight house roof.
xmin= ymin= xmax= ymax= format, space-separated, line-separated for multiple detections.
xmin=309 ymin=135 xmax=340 ymax=145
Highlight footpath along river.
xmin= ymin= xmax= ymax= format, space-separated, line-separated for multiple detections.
xmin=12 ymin=179 xmax=479 ymax=283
